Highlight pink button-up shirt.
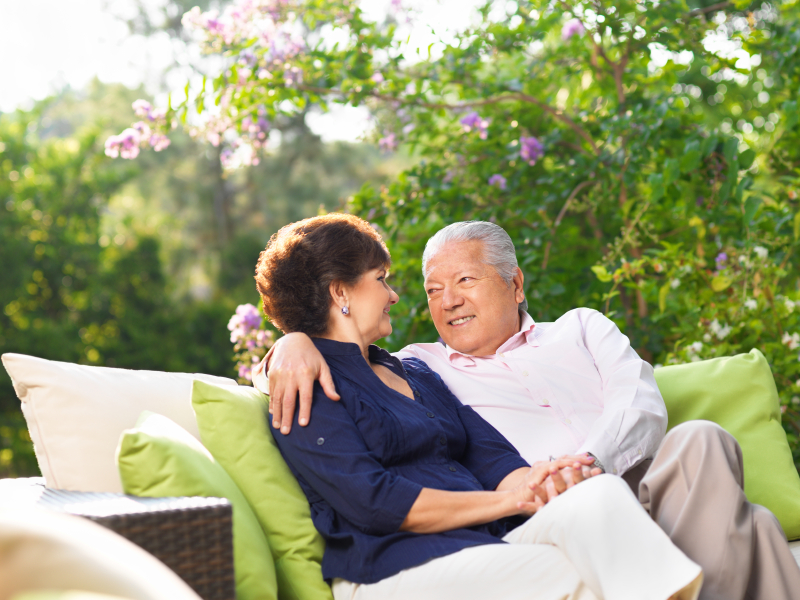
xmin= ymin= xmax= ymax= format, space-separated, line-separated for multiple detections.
xmin=395 ymin=308 xmax=667 ymax=476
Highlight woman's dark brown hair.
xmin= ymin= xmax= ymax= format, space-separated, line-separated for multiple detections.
xmin=255 ymin=213 xmax=391 ymax=335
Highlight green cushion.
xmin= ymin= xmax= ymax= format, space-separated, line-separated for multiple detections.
xmin=655 ymin=349 xmax=800 ymax=540
xmin=116 ymin=411 xmax=278 ymax=600
xmin=191 ymin=381 xmax=331 ymax=600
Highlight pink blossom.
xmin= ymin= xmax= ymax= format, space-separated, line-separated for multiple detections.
xmin=238 ymin=364 xmax=253 ymax=381
xmin=150 ymin=133 xmax=171 ymax=152
xmin=132 ymin=100 xmax=153 ymax=119
xmin=371 ymin=72 xmax=385 ymax=84
xmin=379 ymin=132 xmax=398 ymax=152
xmin=562 ymin=18 xmax=585 ymax=41
xmin=488 ymin=174 xmax=507 ymax=190
xmin=519 ymin=136 xmax=544 ymax=165
xmin=460 ymin=111 xmax=490 ymax=139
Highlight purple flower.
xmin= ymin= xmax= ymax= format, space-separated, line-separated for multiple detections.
xmin=132 ymin=100 xmax=153 ymax=119
xmin=562 ymin=18 xmax=585 ymax=41
xmin=106 ymin=128 xmax=142 ymax=160
xmin=238 ymin=364 xmax=253 ymax=381
xmin=519 ymin=136 xmax=544 ymax=165
xmin=715 ymin=252 xmax=728 ymax=270
xmin=379 ymin=132 xmax=398 ymax=152
xmin=488 ymin=174 xmax=507 ymax=190
xmin=460 ymin=112 xmax=490 ymax=139
xmin=236 ymin=303 xmax=263 ymax=330
xmin=371 ymin=72 xmax=385 ymax=84
xmin=149 ymin=133 xmax=171 ymax=152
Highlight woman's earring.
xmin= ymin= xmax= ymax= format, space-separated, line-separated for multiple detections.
xmin=341 ymin=306 xmax=349 ymax=316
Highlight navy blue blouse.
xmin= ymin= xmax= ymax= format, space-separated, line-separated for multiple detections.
xmin=270 ymin=337 xmax=530 ymax=584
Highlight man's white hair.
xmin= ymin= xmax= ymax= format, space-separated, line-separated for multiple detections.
xmin=422 ymin=221 xmax=528 ymax=311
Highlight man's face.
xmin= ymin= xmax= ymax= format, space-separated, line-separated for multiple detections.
xmin=424 ymin=240 xmax=525 ymax=356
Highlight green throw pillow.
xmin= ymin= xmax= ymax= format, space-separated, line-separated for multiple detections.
xmin=655 ymin=349 xmax=800 ymax=540
xmin=116 ymin=411 xmax=278 ymax=600
xmin=191 ymin=381 xmax=331 ymax=600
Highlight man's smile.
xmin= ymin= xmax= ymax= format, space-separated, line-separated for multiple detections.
xmin=449 ymin=315 xmax=475 ymax=326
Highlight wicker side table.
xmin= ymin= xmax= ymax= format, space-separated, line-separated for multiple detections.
xmin=0 ymin=478 xmax=235 ymax=600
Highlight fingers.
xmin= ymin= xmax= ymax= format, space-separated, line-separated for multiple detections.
xmin=271 ymin=384 xmax=284 ymax=428
xmin=590 ymin=467 xmax=603 ymax=477
xmin=548 ymin=465 xmax=568 ymax=495
xmin=297 ymin=377 xmax=313 ymax=427
xmin=319 ymin=364 xmax=341 ymax=401
xmin=570 ymin=463 xmax=585 ymax=485
xmin=279 ymin=388 xmax=297 ymax=435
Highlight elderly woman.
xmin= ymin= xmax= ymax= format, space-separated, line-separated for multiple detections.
xmin=255 ymin=213 xmax=702 ymax=600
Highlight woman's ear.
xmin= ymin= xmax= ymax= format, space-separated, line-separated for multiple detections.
xmin=329 ymin=280 xmax=348 ymax=310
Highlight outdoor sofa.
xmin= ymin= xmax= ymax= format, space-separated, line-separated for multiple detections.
xmin=1 ymin=349 xmax=799 ymax=600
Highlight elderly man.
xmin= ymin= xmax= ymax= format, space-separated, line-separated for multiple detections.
xmin=256 ymin=220 xmax=800 ymax=600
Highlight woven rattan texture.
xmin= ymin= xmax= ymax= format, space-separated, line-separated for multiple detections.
xmin=3 ymin=480 xmax=236 ymax=600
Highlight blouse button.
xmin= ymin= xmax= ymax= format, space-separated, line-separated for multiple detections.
xmin=426 ymin=411 xmax=435 ymax=418
xmin=439 ymin=436 xmax=447 ymax=445
xmin=316 ymin=437 xmax=325 ymax=445
xmin=448 ymin=466 xmax=457 ymax=472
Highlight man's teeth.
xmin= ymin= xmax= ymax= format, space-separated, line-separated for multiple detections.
xmin=451 ymin=316 xmax=475 ymax=325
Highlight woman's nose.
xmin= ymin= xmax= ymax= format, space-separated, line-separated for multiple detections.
xmin=389 ymin=286 xmax=399 ymax=305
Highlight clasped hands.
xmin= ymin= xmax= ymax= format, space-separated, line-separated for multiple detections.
xmin=513 ymin=455 xmax=603 ymax=515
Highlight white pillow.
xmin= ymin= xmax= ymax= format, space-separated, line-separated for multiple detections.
xmin=0 ymin=507 xmax=202 ymax=600
xmin=1 ymin=353 xmax=236 ymax=492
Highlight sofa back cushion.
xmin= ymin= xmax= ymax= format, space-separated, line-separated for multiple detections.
xmin=117 ymin=411 xmax=278 ymax=600
xmin=1 ymin=353 xmax=235 ymax=492
xmin=191 ymin=380 xmax=332 ymax=600
xmin=655 ymin=349 xmax=800 ymax=540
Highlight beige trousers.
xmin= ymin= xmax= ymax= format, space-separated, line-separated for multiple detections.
xmin=332 ymin=474 xmax=703 ymax=600
xmin=624 ymin=420 xmax=800 ymax=600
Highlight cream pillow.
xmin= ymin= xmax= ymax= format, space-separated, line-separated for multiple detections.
xmin=0 ymin=508 xmax=202 ymax=600
xmin=1 ymin=353 xmax=235 ymax=492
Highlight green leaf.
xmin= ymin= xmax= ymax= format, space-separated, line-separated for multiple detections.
xmin=663 ymin=158 xmax=680 ymax=186
xmin=743 ymin=196 xmax=762 ymax=224
xmin=680 ymin=149 xmax=701 ymax=173
xmin=649 ymin=173 xmax=665 ymax=201
xmin=658 ymin=282 xmax=670 ymax=313
xmin=794 ymin=212 xmax=800 ymax=241
xmin=739 ymin=149 xmax=756 ymax=170
xmin=711 ymin=274 xmax=733 ymax=292
xmin=591 ymin=265 xmax=613 ymax=282
xmin=784 ymin=100 xmax=799 ymax=130
xmin=723 ymin=137 xmax=738 ymax=169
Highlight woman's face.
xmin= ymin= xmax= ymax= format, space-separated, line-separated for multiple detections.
xmin=345 ymin=267 xmax=399 ymax=344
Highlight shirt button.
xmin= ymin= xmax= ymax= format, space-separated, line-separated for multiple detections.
xmin=448 ymin=466 xmax=457 ymax=472
xmin=498 ymin=352 xmax=505 ymax=358
xmin=439 ymin=436 xmax=447 ymax=445
xmin=565 ymin=419 xmax=572 ymax=425
xmin=316 ymin=437 xmax=325 ymax=445
xmin=426 ymin=411 xmax=435 ymax=418
xmin=522 ymin=371 xmax=529 ymax=377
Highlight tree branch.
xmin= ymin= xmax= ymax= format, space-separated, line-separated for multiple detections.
xmin=542 ymin=179 xmax=598 ymax=270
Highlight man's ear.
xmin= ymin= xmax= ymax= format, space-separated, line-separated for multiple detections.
xmin=329 ymin=280 xmax=348 ymax=310
xmin=512 ymin=267 xmax=525 ymax=304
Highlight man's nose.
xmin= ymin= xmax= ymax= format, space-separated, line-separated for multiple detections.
xmin=441 ymin=287 xmax=463 ymax=310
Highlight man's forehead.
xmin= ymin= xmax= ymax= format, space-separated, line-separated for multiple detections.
xmin=424 ymin=248 xmax=488 ymax=282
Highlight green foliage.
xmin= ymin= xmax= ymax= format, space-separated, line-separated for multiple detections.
xmin=160 ymin=0 xmax=800 ymax=470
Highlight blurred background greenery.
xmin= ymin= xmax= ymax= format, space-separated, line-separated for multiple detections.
xmin=0 ymin=0 xmax=412 ymax=476
xmin=4 ymin=0 xmax=800 ymax=478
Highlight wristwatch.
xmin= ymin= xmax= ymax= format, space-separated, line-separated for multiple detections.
xmin=586 ymin=452 xmax=606 ymax=473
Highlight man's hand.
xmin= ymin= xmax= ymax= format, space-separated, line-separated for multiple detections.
xmin=257 ymin=332 xmax=339 ymax=434
xmin=513 ymin=458 xmax=579 ymax=515
xmin=540 ymin=454 xmax=603 ymax=501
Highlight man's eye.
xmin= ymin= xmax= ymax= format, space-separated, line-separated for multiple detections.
xmin=460 ymin=277 xmax=473 ymax=282
xmin=427 ymin=289 xmax=440 ymax=295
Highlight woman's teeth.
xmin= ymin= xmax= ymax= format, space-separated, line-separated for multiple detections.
xmin=451 ymin=316 xmax=475 ymax=325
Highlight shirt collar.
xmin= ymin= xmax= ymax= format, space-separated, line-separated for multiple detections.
xmin=444 ymin=311 xmax=538 ymax=365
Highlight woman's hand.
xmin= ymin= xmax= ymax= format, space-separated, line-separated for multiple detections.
xmin=511 ymin=459 xmax=579 ymax=515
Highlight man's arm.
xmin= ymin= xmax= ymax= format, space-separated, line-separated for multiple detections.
xmin=574 ymin=308 xmax=668 ymax=476
xmin=253 ymin=332 xmax=339 ymax=434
